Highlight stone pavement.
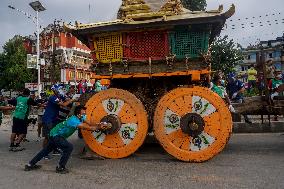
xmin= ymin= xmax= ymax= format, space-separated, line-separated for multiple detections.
xmin=1 ymin=115 xmax=284 ymax=189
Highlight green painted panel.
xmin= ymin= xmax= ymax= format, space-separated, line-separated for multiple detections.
xmin=169 ymin=30 xmax=210 ymax=59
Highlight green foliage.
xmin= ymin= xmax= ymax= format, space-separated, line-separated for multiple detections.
xmin=211 ymin=35 xmax=244 ymax=75
xmin=0 ymin=35 xmax=36 ymax=90
xmin=181 ymin=0 xmax=207 ymax=11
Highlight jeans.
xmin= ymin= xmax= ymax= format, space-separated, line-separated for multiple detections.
xmin=29 ymin=136 xmax=73 ymax=168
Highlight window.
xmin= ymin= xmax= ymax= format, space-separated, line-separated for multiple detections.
xmin=54 ymin=37 xmax=59 ymax=44
xmin=269 ymin=53 xmax=273 ymax=58
xmin=69 ymin=71 xmax=75 ymax=79
xmin=247 ymin=55 xmax=251 ymax=60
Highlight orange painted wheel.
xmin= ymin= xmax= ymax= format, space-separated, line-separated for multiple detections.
xmin=82 ymin=88 xmax=148 ymax=159
xmin=154 ymin=86 xmax=232 ymax=162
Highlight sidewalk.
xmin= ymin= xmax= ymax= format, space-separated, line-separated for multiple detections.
xmin=1 ymin=114 xmax=284 ymax=134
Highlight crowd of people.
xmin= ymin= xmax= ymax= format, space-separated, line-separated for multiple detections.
xmin=0 ymin=80 xmax=110 ymax=174
xmin=210 ymin=63 xmax=284 ymax=122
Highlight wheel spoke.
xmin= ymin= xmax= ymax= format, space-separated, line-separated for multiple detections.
xmin=102 ymin=133 xmax=125 ymax=148
xmin=92 ymin=130 xmax=106 ymax=143
xmin=180 ymin=137 xmax=191 ymax=151
xmin=164 ymin=109 xmax=181 ymax=134
xmin=88 ymin=103 xmax=108 ymax=124
xmin=102 ymin=98 xmax=124 ymax=115
xmin=118 ymin=123 xmax=138 ymax=145
xmin=167 ymin=98 xmax=185 ymax=117
xmin=192 ymin=96 xmax=216 ymax=117
xmin=190 ymin=132 xmax=215 ymax=152
xmin=167 ymin=129 xmax=187 ymax=143
xmin=118 ymin=103 xmax=138 ymax=124
xmin=203 ymin=112 xmax=221 ymax=138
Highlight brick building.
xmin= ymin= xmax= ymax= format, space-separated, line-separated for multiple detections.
xmin=40 ymin=23 xmax=95 ymax=86
xmin=24 ymin=23 xmax=95 ymax=87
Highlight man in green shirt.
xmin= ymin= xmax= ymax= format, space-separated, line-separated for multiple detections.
xmin=9 ymin=88 xmax=37 ymax=152
xmin=24 ymin=105 xmax=110 ymax=174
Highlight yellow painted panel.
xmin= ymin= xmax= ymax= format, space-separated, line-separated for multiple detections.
xmin=93 ymin=34 xmax=123 ymax=63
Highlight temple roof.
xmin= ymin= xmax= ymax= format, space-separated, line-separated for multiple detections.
xmin=64 ymin=4 xmax=235 ymax=45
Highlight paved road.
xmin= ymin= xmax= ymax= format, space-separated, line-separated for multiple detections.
xmin=0 ymin=125 xmax=284 ymax=189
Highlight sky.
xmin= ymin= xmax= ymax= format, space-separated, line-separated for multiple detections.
xmin=0 ymin=0 xmax=284 ymax=51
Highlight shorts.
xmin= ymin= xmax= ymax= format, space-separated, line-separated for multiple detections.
xmin=12 ymin=117 xmax=28 ymax=135
xmin=42 ymin=122 xmax=55 ymax=138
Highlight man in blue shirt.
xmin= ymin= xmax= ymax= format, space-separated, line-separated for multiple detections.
xmin=226 ymin=73 xmax=252 ymax=124
xmin=42 ymin=86 xmax=75 ymax=157
xmin=226 ymin=73 xmax=245 ymax=103
xmin=24 ymin=105 xmax=110 ymax=174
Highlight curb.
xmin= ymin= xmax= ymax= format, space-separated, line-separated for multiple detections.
xmin=233 ymin=122 xmax=284 ymax=133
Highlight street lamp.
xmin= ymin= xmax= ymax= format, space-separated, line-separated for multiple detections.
xmin=29 ymin=1 xmax=46 ymax=97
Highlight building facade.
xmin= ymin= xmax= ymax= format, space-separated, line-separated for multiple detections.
xmin=23 ymin=23 xmax=95 ymax=87
xmin=240 ymin=36 xmax=284 ymax=71
xmin=40 ymin=23 xmax=95 ymax=86
xmin=237 ymin=35 xmax=284 ymax=83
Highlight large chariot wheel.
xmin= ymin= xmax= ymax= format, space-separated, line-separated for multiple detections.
xmin=82 ymin=88 xmax=148 ymax=159
xmin=154 ymin=86 xmax=232 ymax=162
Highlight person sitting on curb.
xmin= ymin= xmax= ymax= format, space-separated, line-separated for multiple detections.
xmin=24 ymin=105 xmax=110 ymax=174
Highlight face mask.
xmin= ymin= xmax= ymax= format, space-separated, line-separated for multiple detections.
xmin=80 ymin=114 xmax=87 ymax=122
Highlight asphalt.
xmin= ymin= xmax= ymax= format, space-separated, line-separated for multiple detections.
xmin=1 ymin=120 xmax=284 ymax=189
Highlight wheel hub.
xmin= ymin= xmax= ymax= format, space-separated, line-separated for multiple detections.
xmin=100 ymin=114 xmax=121 ymax=135
xmin=180 ymin=113 xmax=205 ymax=137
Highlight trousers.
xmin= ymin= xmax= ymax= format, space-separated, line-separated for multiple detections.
xmin=29 ymin=136 xmax=73 ymax=168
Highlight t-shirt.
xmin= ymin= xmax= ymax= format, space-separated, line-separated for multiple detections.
xmin=49 ymin=115 xmax=82 ymax=139
xmin=247 ymin=68 xmax=257 ymax=81
xmin=211 ymin=83 xmax=227 ymax=99
xmin=42 ymin=95 xmax=61 ymax=124
xmin=12 ymin=96 xmax=36 ymax=120
xmin=269 ymin=78 xmax=283 ymax=90
xmin=227 ymin=80 xmax=244 ymax=100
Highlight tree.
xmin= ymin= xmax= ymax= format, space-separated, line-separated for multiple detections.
xmin=181 ymin=0 xmax=207 ymax=11
xmin=0 ymin=35 xmax=36 ymax=90
xmin=210 ymin=35 xmax=243 ymax=75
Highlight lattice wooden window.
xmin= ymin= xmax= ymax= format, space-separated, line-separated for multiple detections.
xmin=94 ymin=34 xmax=123 ymax=63
xmin=169 ymin=30 xmax=209 ymax=59
xmin=124 ymin=31 xmax=169 ymax=61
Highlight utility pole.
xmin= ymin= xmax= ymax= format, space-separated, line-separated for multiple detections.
xmin=49 ymin=19 xmax=62 ymax=84
xmin=29 ymin=1 xmax=46 ymax=97
xmin=8 ymin=1 xmax=45 ymax=97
